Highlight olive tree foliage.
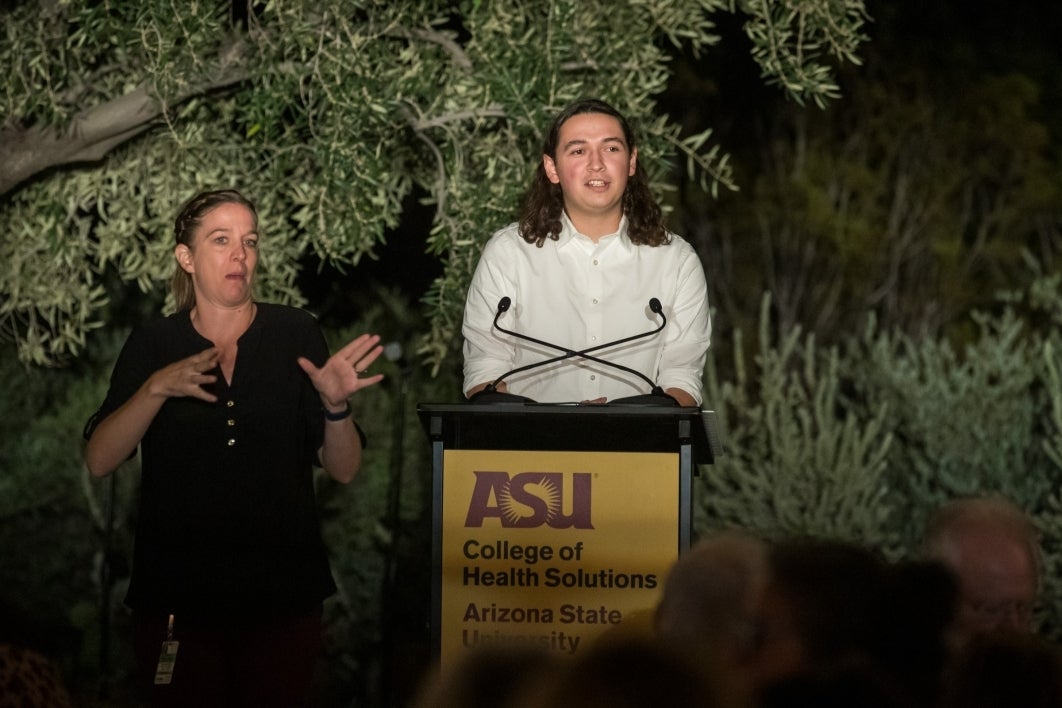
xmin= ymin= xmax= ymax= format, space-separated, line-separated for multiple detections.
xmin=0 ymin=0 xmax=869 ymax=367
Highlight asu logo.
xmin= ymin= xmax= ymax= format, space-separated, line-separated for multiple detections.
xmin=464 ymin=471 xmax=594 ymax=529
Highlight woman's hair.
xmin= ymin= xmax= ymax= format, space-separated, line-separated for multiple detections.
xmin=517 ymin=98 xmax=669 ymax=247
xmin=171 ymin=189 xmax=258 ymax=311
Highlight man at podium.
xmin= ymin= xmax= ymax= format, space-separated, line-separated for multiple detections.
xmin=462 ymin=98 xmax=711 ymax=406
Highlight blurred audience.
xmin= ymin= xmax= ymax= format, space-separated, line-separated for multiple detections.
xmin=411 ymin=643 xmax=558 ymax=708
xmin=0 ymin=602 xmax=76 ymax=708
xmin=515 ymin=635 xmax=725 ymax=708
xmin=922 ymin=495 xmax=1041 ymax=645
xmin=0 ymin=643 xmax=74 ymax=708
xmin=654 ymin=531 xmax=769 ymax=705
xmin=938 ymin=629 xmax=1062 ymax=708
xmin=416 ymin=516 xmax=1062 ymax=708
xmin=748 ymin=537 xmax=956 ymax=707
xmin=757 ymin=658 xmax=910 ymax=708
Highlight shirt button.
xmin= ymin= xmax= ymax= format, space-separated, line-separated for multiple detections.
xmin=593 ymin=259 xmax=599 ymax=266
xmin=226 ymin=400 xmax=235 ymax=408
xmin=227 ymin=419 xmax=236 ymax=427
xmin=590 ymin=375 xmax=596 ymax=381
xmin=592 ymin=298 xmax=598 ymax=305
xmin=227 ymin=438 xmax=236 ymax=447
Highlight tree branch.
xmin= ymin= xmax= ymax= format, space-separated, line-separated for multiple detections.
xmin=0 ymin=44 xmax=252 ymax=197
xmin=384 ymin=26 xmax=472 ymax=70
xmin=411 ymin=105 xmax=507 ymax=131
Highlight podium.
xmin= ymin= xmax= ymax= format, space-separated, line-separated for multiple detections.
xmin=417 ymin=402 xmax=720 ymax=668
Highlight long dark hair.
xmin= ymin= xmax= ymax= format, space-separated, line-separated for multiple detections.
xmin=517 ymin=98 xmax=669 ymax=247
xmin=170 ymin=189 xmax=258 ymax=311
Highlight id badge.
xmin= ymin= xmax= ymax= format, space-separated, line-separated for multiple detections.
xmin=155 ymin=614 xmax=179 ymax=685
xmin=154 ymin=640 xmax=179 ymax=684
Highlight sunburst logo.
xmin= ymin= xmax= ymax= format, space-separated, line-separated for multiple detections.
xmin=465 ymin=471 xmax=594 ymax=529
xmin=498 ymin=475 xmax=561 ymax=525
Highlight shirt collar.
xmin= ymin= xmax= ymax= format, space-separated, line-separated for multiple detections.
xmin=557 ymin=212 xmax=633 ymax=254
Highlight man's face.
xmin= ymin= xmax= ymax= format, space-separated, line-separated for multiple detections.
xmin=951 ymin=533 xmax=1038 ymax=643
xmin=542 ymin=112 xmax=637 ymax=236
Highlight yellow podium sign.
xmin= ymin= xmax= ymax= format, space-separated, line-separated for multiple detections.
xmin=439 ymin=449 xmax=679 ymax=669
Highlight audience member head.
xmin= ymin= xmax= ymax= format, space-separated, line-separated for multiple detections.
xmin=750 ymin=538 xmax=891 ymax=685
xmin=877 ymin=557 xmax=959 ymax=706
xmin=922 ymin=495 xmax=1041 ymax=644
xmin=411 ymin=643 xmax=558 ymax=708
xmin=654 ymin=531 xmax=768 ymax=701
xmin=655 ymin=531 xmax=769 ymax=650
xmin=750 ymin=537 xmax=956 ymax=707
xmin=515 ymin=635 xmax=724 ymax=708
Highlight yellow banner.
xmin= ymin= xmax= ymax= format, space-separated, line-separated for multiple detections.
xmin=440 ymin=449 xmax=679 ymax=668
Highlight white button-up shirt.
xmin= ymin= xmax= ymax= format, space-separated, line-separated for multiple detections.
xmin=462 ymin=214 xmax=711 ymax=404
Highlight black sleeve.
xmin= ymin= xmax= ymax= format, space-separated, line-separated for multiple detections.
xmin=83 ymin=325 xmax=156 ymax=442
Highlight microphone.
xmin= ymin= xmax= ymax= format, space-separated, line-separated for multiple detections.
xmin=469 ymin=297 xmax=676 ymax=405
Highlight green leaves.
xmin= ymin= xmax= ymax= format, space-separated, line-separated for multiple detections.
xmin=700 ymin=294 xmax=895 ymax=548
xmin=739 ymin=0 xmax=869 ymax=108
xmin=0 ymin=0 xmax=868 ymax=366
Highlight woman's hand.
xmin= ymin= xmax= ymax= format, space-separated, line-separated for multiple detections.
xmin=85 ymin=347 xmax=221 ymax=477
xmin=146 ymin=347 xmax=221 ymax=402
xmin=301 ymin=333 xmax=385 ymax=484
xmin=297 ymin=333 xmax=385 ymax=409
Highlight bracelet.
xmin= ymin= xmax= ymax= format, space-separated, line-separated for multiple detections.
xmin=323 ymin=402 xmax=351 ymax=422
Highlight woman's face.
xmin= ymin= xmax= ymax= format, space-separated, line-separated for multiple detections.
xmin=176 ymin=202 xmax=259 ymax=309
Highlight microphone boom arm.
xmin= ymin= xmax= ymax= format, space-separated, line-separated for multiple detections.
xmin=487 ymin=298 xmax=668 ymax=394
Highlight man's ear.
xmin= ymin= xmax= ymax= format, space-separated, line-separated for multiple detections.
xmin=543 ymin=154 xmax=560 ymax=184
xmin=175 ymin=244 xmax=194 ymax=274
xmin=628 ymin=147 xmax=638 ymax=177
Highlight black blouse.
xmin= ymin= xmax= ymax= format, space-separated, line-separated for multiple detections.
xmin=86 ymin=303 xmax=350 ymax=619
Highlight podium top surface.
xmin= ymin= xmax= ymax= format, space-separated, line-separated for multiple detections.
xmin=417 ymin=402 xmax=719 ymax=464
